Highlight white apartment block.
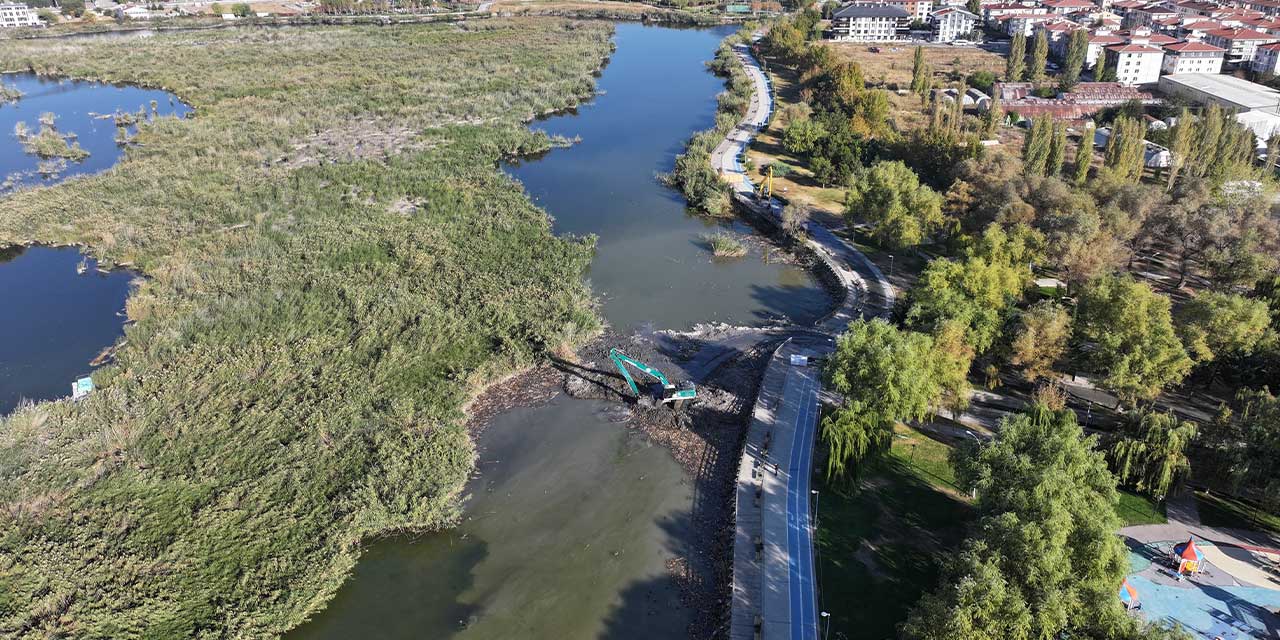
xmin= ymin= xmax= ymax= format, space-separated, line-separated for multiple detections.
xmin=1162 ymin=40 xmax=1227 ymax=73
xmin=1252 ymin=41 xmax=1280 ymax=72
xmin=1105 ymin=43 xmax=1164 ymax=85
xmin=931 ymin=6 xmax=979 ymax=41
xmin=830 ymin=4 xmax=909 ymax=41
xmin=1204 ymin=27 xmax=1279 ymax=63
xmin=0 ymin=2 xmax=40 ymax=27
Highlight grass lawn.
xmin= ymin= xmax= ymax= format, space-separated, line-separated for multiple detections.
xmin=815 ymin=424 xmax=972 ymax=640
xmin=1196 ymin=491 xmax=1280 ymax=536
xmin=1116 ymin=490 xmax=1168 ymax=526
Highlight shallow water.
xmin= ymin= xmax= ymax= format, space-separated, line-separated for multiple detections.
xmin=291 ymin=397 xmax=694 ymax=639
xmin=0 ymin=246 xmax=135 ymax=414
xmin=507 ymin=23 xmax=831 ymax=331
xmin=0 ymin=72 xmax=190 ymax=192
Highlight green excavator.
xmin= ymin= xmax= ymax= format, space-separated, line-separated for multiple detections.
xmin=608 ymin=348 xmax=697 ymax=408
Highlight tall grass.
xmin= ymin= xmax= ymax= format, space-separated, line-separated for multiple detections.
xmin=663 ymin=36 xmax=754 ymax=215
xmin=0 ymin=19 xmax=611 ymax=637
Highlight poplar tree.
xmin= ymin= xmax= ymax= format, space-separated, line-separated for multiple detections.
xmin=1072 ymin=125 xmax=1094 ymax=185
xmin=1165 ymin=107 xmax=1193 ymax=191
xmin=1007 ymin=32 xmax=1026 ymax=81
xmin=912 ymin=45 xmax=931 ymax=103
xmin=1265 ymin=131 xmax=1280 ymax=174
xmin=1095 ymin=51 xmax=1115 ymax=82
xmin=1023 ymin=117 xmax=1051 ymax=176
xmin=1190 ymin=103 xmax=1224 ymax=177
xmin=1060 ymin=29 xmax=1089 ymax=91
xmin=1047 ymin=121 xmax=1068 ymax=176
xmin=1029 ymin=30 xmax=1048 ymax=82
xmin=1104 ymin=116 xmax=1145 ymax=182
xmin=983 ymin=91 xmax=1003 ymax=138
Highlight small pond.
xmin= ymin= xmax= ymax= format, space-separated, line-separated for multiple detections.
xmin=0 ymin=71 xmax=191 ymax=192
xmin=0 ymin=246 xmax=135 ymax=414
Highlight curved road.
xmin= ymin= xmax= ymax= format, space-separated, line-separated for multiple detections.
xmin=708 ymin=38 xmax=895 ymax=640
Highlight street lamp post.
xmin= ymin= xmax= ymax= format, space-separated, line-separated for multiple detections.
xmin=821 ymin=611 xmax=831 ymax=640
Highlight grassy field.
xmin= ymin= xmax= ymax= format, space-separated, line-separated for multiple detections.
xmin=1196 ymin=491 xmax=1280 ymax=535
xmin=815 ymin=424 xmax=973 ymax=640
xmin=1116 ymin=490 xmax=1168 ymax=526
xmin=0 ymin=20 xmax=612 ymax=637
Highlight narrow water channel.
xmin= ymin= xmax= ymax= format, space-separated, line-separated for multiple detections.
xmin=293 ymin=23 xmax=830 ymax=639
xmin=508 ymin=23 xmax=830 ymax=331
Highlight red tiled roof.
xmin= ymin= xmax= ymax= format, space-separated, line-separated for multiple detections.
xmin=1164 ymin=40 xmax=1227 ymax=51
xmin=1206 ymin=27 xmax=1276 ymax=38
xmin=1090 ymin=34 xmax=1127 ymax=43
xmin=1106 ymin=43 xmax=1164 ymax=52
xmin=1258 ymin=41 xmax=1280 ymax=50
xmin=1182 ymin=19 xmax=1223 ymax=29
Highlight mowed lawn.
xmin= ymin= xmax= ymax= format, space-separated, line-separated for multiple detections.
xmin=815 ymin=424 xmax=972 ymax=640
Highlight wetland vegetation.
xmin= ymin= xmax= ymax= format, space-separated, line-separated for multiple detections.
xmin=0 ymin=20 xmax=613 ymax=637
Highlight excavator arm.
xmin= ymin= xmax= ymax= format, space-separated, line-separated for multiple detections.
xmin=608 ymin=348 xmax=696 ymax=405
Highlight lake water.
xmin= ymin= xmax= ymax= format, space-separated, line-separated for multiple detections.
xmin=0 ymin=72 xmax=190 ymax=192
xmin=507 ymin=23 xmax=831 ymax=331
xmin=291 ymin=23 xmax=827 ymax=640
xmin=0 ymin=246 xmax=135 ymax=414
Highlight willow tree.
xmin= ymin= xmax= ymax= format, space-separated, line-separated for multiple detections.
xmin=1109 ymin=410 xmax=1198 ymax=500
xmin=821 ymin=319 xmax=944 ymax=480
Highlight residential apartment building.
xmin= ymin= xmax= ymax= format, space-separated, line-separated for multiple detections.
xmin=1240 ymin=0 xmax=1280 ymax=17
xmin=1203 ymin=27 xmax=1279 ymax=63
xmin=931 ymin=6 xmax=980 ymax=40
xmin=1251 ymin=40 xmax=1280 ymax=72
xmin=831 ymin=4 xmax=910 ymax=40
xmin=1162 ymin=39 xmax=1228 ymax=72
xmin=1104 ymin=43 xmax=1165 ymax=84
xmin=0 ymin=2 xmax=39 ymax=27
xmin=844 ymin=0 xmax=933 ymax=21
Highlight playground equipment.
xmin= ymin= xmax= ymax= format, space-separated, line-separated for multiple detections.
xmin=608 ymin=348 xmax=696 ymax=408
xmin=755 ymin=164 xmax=773 ymax=200
xmin=1173 ymin=537 xmax=1204 ymax=575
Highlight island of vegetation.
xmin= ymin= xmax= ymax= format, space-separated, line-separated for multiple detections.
xmin=0 ymin=19 xmax=612 ymax=637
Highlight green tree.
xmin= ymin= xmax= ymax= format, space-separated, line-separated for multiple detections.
xmin=1076 ymin=275 xmax=1193 ymax=404
xmin=1109 ymin=409 xmax=1198 ymax=500
xmin=1007 ymin=32 xmax=1026 ymax=82
xmin=1104 ymin=116 xmax=1146 ymax=182
xmin=905 ymin=224 xmax=1038 ymax=353
xmin=1165 ymin=108 xmax=1194 ymax=190
xmin=232 ymin=2 xmax=252 ymax=16
xmin=1028 ymin=30 xmax=1049 ymax=82
xmin=911 ymin=45 xmax=931 ymax=102
xmin=966 ymin=0 xmax=981 ymax=13
xmin=1009 ymin=301 xmax=1071 ymax=381
xmin=982 ymin=90 xmax=1003 ymax=139
xmin=1022 ymin=117 xmax=1051 ymax=176
xmin=60 ymin=0 xmax=84 ymax=16
xmin=821 ymin=319 xmax=944 ymax=479
xmin=1095 ymin=50 xmax=1115 ymax=82
xmin=1060 ymin=29 xmax=1089 ymax=91
xmin=1176 ymin=291 xmax=1272 ymax=365
xmin=1071 ymin=133 xmax=1093 ymax=185
xmin=844 ymin=160 xmax=945 ymax=249
xmin=906 ymin=403 xmax=1133 ymax=640
xmin=1046 ymin=120 xmax=1068 ymax=176
xmin=783 ymin=117 xmax=827 ymax=156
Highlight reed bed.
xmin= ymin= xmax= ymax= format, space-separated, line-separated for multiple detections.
xmin=0 ymin=19 xmax=612 ymax=637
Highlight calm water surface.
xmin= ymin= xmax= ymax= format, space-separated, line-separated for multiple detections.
xmin=0 ymin=72 xmax=190 ymax=192
xmin=508 ymin=23 xmax=831 ymax=331
xmin=293 ymin=23 xmax=825 ymax=640
xmin=0 ymin=246 xmax=135 ymax=414
xmin=292 ymin=397 xmax=694 ymax=639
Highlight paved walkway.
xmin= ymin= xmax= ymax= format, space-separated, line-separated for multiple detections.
xmin=731 ymin=339 xmax=829 ymax=640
